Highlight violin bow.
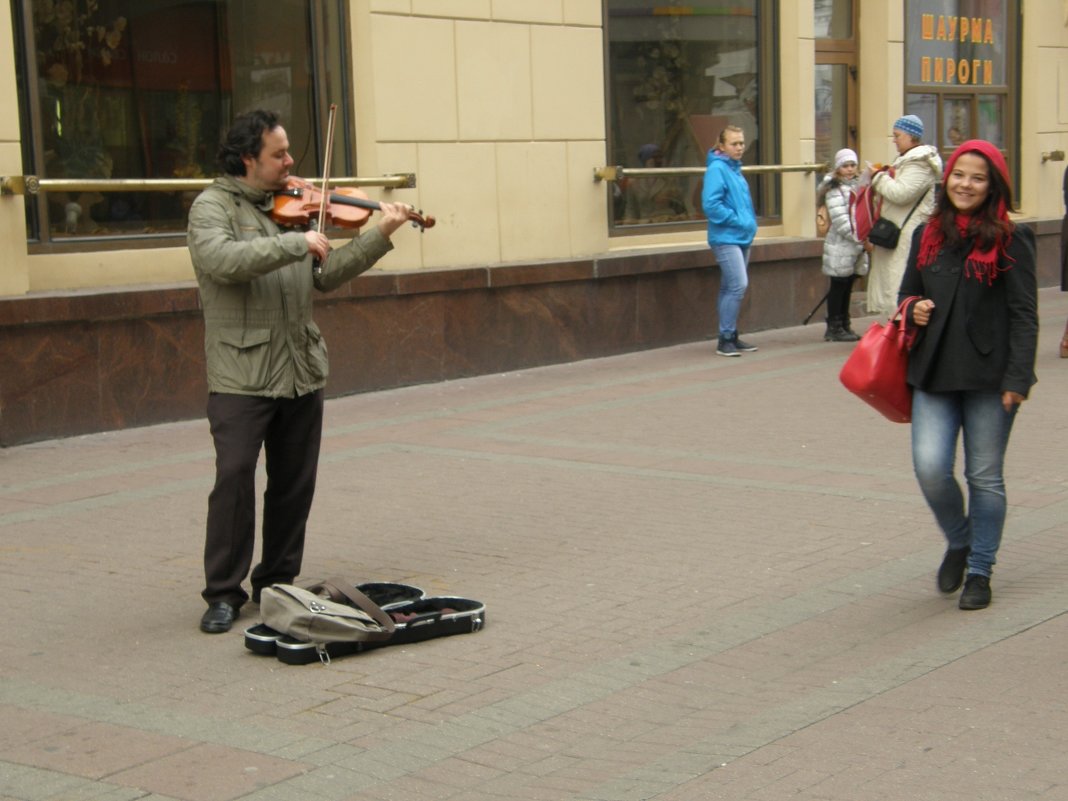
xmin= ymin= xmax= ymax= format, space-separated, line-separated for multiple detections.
xmin=312 ymin=103 xmax=338 ymax=275
xmin=318 ymin=103 xmax=337 ymax=227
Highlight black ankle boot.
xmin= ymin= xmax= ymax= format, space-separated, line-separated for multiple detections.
xmin=825 ymin=317 xmax=858 ymax=342
xmin=959 ymin=574 xmax=991 ymax=610
xmin=937 ymin=546 xmax=970 ymax=593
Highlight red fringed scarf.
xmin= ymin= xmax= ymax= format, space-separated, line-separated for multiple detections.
xmin=915 ymin=139 xmax=1015 ymax=286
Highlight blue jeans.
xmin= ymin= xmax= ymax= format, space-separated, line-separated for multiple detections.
xmin=711 ymin=244 xmax=750 ymax=337
xmin=910 ymin=389 xmax=1017 ymax=577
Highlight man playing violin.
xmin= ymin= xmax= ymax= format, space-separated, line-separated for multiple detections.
xmin=187 ymin=109 xmax=412 ymax=634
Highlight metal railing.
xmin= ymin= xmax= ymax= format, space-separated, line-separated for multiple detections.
xmin=1 ymin=173 xmax=418 ymax=195
xmin=593 ymin=163 xmax=826 ymax=182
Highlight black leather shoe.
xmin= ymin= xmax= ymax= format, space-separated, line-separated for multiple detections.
xmin=959 ymin=574 xmax=991 ymax=610
xmin=937 ymin=546 xmax=970 ymax=593
xmin=200 ymin=602 xmax=239 ymax=633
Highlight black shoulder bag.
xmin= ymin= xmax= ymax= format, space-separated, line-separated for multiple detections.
xmin=868 ymin=189 xmax=929 ymax=249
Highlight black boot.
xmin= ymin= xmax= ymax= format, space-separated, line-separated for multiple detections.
xmin=823 ymin=317 xmax=837 ymax=342
xmin=840 ymin=314 xmax=860 ymax=341
xmin=825 ymin=316 xmax=859 ymax=343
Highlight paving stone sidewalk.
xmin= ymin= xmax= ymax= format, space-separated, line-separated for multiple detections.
xmin=2 ymin=288 xmax=1068 ymax=801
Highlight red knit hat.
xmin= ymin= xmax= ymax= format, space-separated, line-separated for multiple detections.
xmin=946 ymin=139 xmax=1011 ymax=187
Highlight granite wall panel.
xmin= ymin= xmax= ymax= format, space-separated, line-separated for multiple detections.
xmin=97 ymin=316 xmax=207 ymax=430
xmin=0 ymin=322 xmax=101 ymax=441
xmin=1 ymin=223 xmax=1056 ymax=446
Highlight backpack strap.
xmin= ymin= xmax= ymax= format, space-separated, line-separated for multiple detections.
xmin=312 ymin=579 xmax=397 ymax=637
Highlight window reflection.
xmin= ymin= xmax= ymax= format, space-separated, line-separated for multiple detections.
xmin=605 ymin=1 xmax=774 ymax=228
xmin=23 ymin=0 xmax=343 ymax=243
xmin=943 ymin=98 xmax=971 ymax=148
xmin=814 ymin=0 xmax=853 ymax=40
xmin=977 ymin=95 xmax=1004 ymax=147
xmin=905 ymin=93 xmax=938 ymax=144
xmin=814 ymin=63 xmax=850 ymax=166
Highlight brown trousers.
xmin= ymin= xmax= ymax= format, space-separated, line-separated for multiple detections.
xmin=202 ymin=390 xmax=324 ymax=606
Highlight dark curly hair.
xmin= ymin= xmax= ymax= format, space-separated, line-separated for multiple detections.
xmin=216 ymin=110 xmax=280 ymax=176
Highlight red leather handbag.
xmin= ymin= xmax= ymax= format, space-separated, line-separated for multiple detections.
xmin=838 ymin=296 xmax=920 ymax=423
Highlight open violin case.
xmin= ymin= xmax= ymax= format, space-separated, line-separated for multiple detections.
xmin=244 ymin=580 xmax=486 ymax=665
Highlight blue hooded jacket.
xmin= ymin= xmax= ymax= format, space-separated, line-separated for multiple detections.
xmin=701 ymin=149 xmax=758 ymax=247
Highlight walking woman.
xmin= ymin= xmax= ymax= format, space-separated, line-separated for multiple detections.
xmin=817 ymin=148 xmax=869 ymax=342
xmin=899 ymin=140 xmax=1038 ymax=610
xmin=702 ymin=125 xmax=759 ymax=357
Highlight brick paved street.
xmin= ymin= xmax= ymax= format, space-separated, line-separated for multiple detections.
xmin=3 ymin=288 xmax=1068 ymax=801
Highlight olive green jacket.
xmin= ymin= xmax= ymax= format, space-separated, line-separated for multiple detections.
xmin=187 ymin=175 xmax=392 ymax=397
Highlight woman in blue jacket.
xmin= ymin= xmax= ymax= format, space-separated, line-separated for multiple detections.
xmin=899 ymin=140 xmax=1038 ymax=611
xmin=702 ymin=125 xmax=759 ymax=356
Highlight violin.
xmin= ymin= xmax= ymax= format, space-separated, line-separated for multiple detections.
xmin=272 ymin=176 xmax=435 ymax=232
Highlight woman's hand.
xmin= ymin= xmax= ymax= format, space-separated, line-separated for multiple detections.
xmin=911 ymin=298 xmax=935 ymax=326
xmin=1002 ymin=391 xmax=1026 ymax=412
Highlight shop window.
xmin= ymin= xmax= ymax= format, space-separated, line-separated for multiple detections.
xmin=814 ymin=0 xmax=853 ymax=39
xmin=604 ymin=1 xmax=779 ymax=231
xmin=904 ymin=1 xmax=1017 ymax=174
xmin=814 ymin=0 xmax=858 ymax=166
xmin=14 ymin=0 xmax=350 ymax=248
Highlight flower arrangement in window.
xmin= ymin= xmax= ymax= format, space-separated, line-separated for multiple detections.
xmin=171 ymin=82 xmax=206 ymax=179
xmin=33 ymin=0 xmax=127 ymax=179
xmin=632 ymin=39 xmax=689 ymax=116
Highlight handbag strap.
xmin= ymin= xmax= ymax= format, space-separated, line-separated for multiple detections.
xmin=892 ymin=295 xmax=922 ymax=345
xmin=312 ymin=579 xmax=397 ymax=636
xmin=898 ymin=189 xmax=930 ymax=230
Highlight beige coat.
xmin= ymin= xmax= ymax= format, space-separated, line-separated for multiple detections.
xmin=865 ymin=144 xmax=943 ymax=316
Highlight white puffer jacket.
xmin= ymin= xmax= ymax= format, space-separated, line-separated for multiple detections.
xmin=818 ymin=175 xmax=868 ymax=279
